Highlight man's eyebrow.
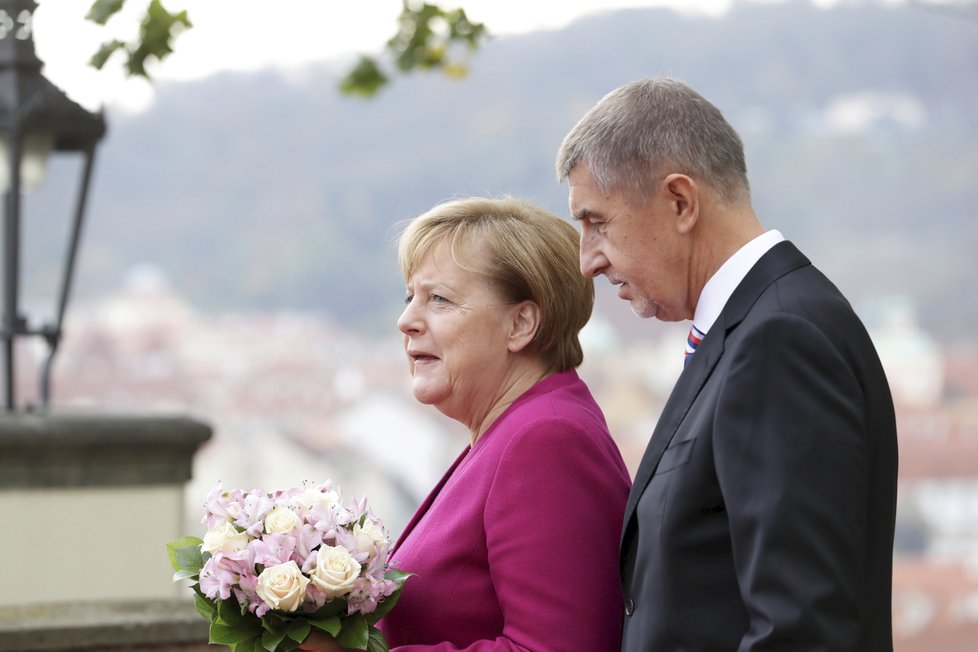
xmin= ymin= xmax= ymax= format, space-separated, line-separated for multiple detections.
xmin=572 ymin=208 xmax=597 ymax=222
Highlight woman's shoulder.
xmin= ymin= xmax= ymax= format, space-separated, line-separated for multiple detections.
xmin=482 ymin=373 xmax=631 ymax=500
xmin=485 ymin=370 xmax=621 ymax=462
xmin=508 ymin=370 xmax=604 ymax=427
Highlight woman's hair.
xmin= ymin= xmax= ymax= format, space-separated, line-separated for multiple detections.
xmin=556 ymin=76 xmax=750 ymax=206
xmin=398 ymin=196 xmax=593 ymax=371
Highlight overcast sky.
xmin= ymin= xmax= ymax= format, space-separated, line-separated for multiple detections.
xmin=30 ymin=0 xmax=756 ymax=112
xmin=31 ymin=0 xmax=938 ymax=112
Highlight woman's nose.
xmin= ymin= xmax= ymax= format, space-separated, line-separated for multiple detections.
xmin=397 ymin=301 xmax=423 ymax=334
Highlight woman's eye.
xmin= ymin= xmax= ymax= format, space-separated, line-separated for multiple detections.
xmin=431 ymin=294 xmax=448 ymax=304
xmin=404 ymin=294 xmax=414 ymax=305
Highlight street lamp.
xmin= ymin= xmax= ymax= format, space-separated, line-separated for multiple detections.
xmin=0 ymin=0 xmax=106 ymax=410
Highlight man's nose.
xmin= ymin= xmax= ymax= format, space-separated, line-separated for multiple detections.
xmin=579 ymin=235 xmax=607 ymax=278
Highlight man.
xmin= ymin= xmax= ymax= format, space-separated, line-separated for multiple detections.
xmin=556 ymin=77 xmax=898 ymax=651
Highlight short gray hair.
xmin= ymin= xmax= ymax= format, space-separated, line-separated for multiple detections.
xmin=555 ymin=76 xmax=750 ymax=206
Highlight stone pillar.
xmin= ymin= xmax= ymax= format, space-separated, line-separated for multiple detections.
xmin=0 ymin=412 xmax=213 ymax=651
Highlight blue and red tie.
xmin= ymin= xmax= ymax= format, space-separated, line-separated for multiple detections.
xmin=684 ymin=324 xmax=705 ymax=367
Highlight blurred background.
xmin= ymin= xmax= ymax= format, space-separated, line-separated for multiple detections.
xmin=7 ymin=0 xmax=978 ymax=649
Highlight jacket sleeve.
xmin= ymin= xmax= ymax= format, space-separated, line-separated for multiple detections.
xmin=715 ymin=313 xmax=870 ymax=651
xmin=391 ymin=417 xmax=629 ymax=652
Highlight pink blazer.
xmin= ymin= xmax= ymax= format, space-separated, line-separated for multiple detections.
xmin=379 ymin=370 xmax=631 ymax=651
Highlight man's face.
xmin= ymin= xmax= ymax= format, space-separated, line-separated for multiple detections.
xmin=568 ymin=164 xmax=690 ymax=322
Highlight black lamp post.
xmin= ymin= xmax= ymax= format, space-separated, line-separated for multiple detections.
xmin=0 ymin=0 xmax=106 ymax=410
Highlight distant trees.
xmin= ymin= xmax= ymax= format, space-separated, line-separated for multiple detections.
xmin=85 ymin=0 xmax=488 ymax=97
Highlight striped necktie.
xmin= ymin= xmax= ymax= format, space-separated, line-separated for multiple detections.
xmin=684 ymin=324 xmax=705 ymax=367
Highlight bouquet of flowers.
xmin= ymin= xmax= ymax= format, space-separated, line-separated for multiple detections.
xmin=167 ymin=481 xmax=411 ymax=652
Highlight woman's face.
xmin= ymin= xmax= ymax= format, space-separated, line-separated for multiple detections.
xmin=397 ymin=240 xmax=521 ymax=428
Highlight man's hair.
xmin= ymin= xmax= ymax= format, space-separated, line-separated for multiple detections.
xmin=556 ymin=76 xmax=750 ymax=206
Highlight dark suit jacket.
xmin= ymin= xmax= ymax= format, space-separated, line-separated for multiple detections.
xmin=620 ymin=241 xmax=898 ymax=651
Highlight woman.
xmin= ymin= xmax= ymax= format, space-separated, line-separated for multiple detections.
xmin=302 ymin=197 xmax=630 ymax=651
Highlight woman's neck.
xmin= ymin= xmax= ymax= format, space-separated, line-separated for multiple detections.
xmin=468 ymin=360 xmax=552 ymax=446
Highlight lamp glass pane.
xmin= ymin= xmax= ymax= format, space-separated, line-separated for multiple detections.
xmin=0 ymin=134 xmax=54 ymax=192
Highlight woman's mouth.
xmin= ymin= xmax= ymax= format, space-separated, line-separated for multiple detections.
xmin=410 ymin=351 xmax=439 ymax=363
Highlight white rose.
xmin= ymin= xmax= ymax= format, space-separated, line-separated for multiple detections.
xmin=264 ymin=507 xmax=301 ymax=535
xmin=295 ymin=487 xmax=341 ymax=515
xmin=201 ymin=521 xmax=250 ymax=554
xmin=310 ymin=545 xmax=361 ymax=599
xmin=353 ymin=520 xmax=389 ymax=556
xmin=255 ymin=561 xmax=310 ymax=612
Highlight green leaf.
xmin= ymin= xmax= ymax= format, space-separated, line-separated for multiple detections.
xmin=166 ymin=537 xmax=204 ymax=572
xmin=194 ymin=593 xmax=217 ymax=622
xmin=387 ymin=2 xmax=488 ymax=73
xmin=171 ymin=568 xmax=198 ymax=583
xmin=307 ymin=615 xmax=341 ymax=637
xmin=277 ymin=637 xmax=300 ymax=652
xmin=338 ymin=56 xmax=389 ymax=98
xmin=286 ymin=619 xmax=311 ymax=643
xmin=366 ymin=626 xmax=390 ymax=652
xmin=89 ymin=39 xmax=127 ymax=70
xmin=209 ymin=621 xmax=258 ymax=645
xmin=86 ymin=0 xmax=125 ymax=25
xmin=209 ymin=598 xmax=260 ymax=646
xmin=261 ymin=611 xmax=287 ymax=633
xmin=262 ymin=628 xmax=288 ymax=651
xmin=366 ymin=593 xmax=401 ymax=626
xmin=218 ymin=598 xmax=248 ymax=628
xmin=366 ymin=572 xmax=413 ymax=626
xmin=232 ymin=638 xmax=263 ymax=652
xmin=178 ymin=546 xmax=208 ymax=572
xmin=337 ymin=1 xmax=488 ymax=97
xmin=131 ymin=0 xmax=192 ymax=75
xmin=385 ymin=569 xmax=414 ymax=585
xmin=337 ymin=613 xmax=369 ymax=650
xmin=90 ymin=0 xmax=193 ymax=80
xmin=310 ymin=599 xmax=347 ymax=619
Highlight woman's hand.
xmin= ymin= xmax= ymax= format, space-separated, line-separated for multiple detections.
xmin=296 ymin=629 xmax=352 ymax=652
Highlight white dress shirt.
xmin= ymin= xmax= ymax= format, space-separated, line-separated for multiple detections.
xmin=692 ymin=230 xmax=785 ymax=336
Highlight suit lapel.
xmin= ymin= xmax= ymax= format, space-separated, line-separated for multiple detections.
xmin=392 ymin=446 xmax=470 ymax=555
xmin=620 ymin=241 xmax=811 ymax=546
xmin=621 ymin=329 xmax=723 ymax=532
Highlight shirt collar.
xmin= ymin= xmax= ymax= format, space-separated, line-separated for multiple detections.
xmin=692 ymin=229 xmax=785 ymax=335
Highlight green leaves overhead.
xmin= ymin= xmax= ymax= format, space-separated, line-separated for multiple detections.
xmin=85 ymin=0 xmax=125 ymax=25
xmin=84 ymin=0 xmax=487 ymax=97
xmin=338 ymin=56 xmax=390 ymax=99
xmin=342 ymin=1 xmax=488 ymax=96
xmin=86 ymin=0 xmax=191 ymax=78
xmin=390 ymin=1 xmax=486 ymax=73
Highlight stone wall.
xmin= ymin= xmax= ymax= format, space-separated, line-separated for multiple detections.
xmin=0 ymin=413 xmax=213 ymax=651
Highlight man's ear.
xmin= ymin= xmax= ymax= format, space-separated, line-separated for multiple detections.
xmin=662 ymin=173 xmax=699 ymax=235
xmin=507 ymin=301 xmax=541 ymax=353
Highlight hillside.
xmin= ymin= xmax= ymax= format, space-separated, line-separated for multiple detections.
xmin=24 ymin=0 xmax=978 ymax=339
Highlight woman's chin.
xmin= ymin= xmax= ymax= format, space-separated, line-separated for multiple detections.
xmin=411 ymin=384 xmax=449 ymax=408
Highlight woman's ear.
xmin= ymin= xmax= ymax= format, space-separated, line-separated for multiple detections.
xmin=662 ymin=173 xmax=699 ymax=235
xmin=507 ymin=301 xmax=540 ymax=353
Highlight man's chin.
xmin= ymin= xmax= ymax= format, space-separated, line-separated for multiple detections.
xmin=629 ymin=299 xmax=659 ymax=320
